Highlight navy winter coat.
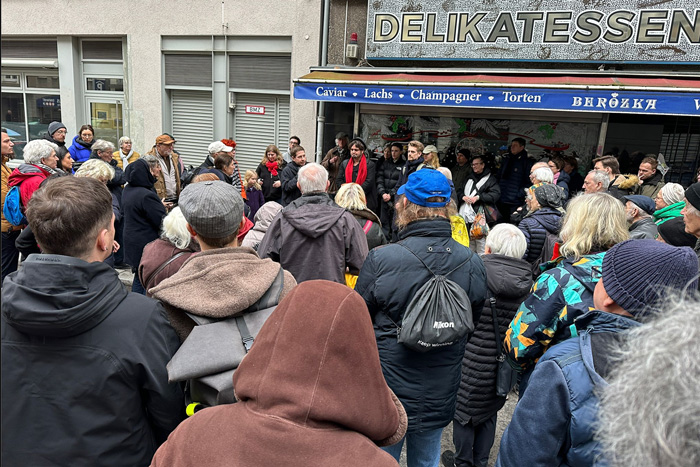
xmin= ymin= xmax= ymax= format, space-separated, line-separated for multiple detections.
xmin=280 ymin=161 xmax=302 ymax=206
xmin=356 ymin=218 xmax=487 ymax=433
xmin=498 ymin=151 xmax=533 ymax=205
xmin=518 ymin=207 xmax=563 ymax=264
xmin=122 ymin=159 xmax=167 ymax=272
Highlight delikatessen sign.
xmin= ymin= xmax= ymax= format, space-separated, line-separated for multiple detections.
xmin=366 ymin=0 xmax=700 ymax=63
xmin=294 ymin=83 xmax=700 ymax=116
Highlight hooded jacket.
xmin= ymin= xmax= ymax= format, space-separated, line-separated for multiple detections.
xmin=68 ymin=135 xmax=94 ymax=163
xmin=518 ymin=207 xmax=563 ymax=263
xmin=455 ymin=254 xmax=533 ymax=426
xmin=122 ymin=159 xmax=167 ymax=271
xmin=1 ymin=254 xmax=184 ymax=466
xmin=608 ymin=173 xmax=639 ymax=201
xmin=350 ymin=207 xmax=387 ymax=251
xmin=151 ymin=281 xmax=407 ymax=467
xmin=7 ymin=163 xmax=52 ymax=209
xmin=151 ymin=246 xmax=296 ymax=341
xmin=241 ymin=201 xmax=283 ymax=251
xmin=497 ymin=311 xmax=639 ymax=467
xmin=258 ymin=193 xmax=369 ymax=284
xmin=356 ymin=218 xmax=487 ymax=433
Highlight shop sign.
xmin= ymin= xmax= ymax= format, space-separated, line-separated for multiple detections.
xmin=245 ymin=105 xmax=266 ymax=115
xmin=294 ymin=82 xmax=700 ymax=116
xmin=36 ymin=96 xmax=61 ymax=108
xmin=366 ymin=0 xmax=700 ymax=63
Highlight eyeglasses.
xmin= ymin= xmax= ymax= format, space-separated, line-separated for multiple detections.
xmin=55 ymin=130 xmax=67 ymax=135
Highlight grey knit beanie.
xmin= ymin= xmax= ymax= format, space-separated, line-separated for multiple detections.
xmin=48 ymin=121 xmax=66 ymax=136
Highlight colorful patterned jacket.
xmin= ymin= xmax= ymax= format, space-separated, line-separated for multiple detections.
xmin=504 ymin=252 xmax=604 ymax=374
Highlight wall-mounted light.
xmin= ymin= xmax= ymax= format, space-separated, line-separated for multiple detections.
xmin=346 ymin=32 xmax=358 ymax=59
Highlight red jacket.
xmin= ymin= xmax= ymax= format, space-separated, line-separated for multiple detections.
xmin=7 ymin=164 xmax=51 ymax=208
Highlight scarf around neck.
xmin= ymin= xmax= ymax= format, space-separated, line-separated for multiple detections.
xmin=346 ymin=154 xmax=368 ymax=185
xmin=120 ymin=149 xmax=134 ymax=167
xmin=36 ymin=163 xmax=58 ymax=176
xmin=265 ymin=160 xmax=279 ymax=177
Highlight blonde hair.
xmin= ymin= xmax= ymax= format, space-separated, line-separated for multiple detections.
xmin=260 ymin=144 xmax=283 ymax=165
xmin=558 ymin=192 xmax=629 ymax=259
xmin=335 ymin=183 xmax=367 ymax=211
xmin=425 ymin=151 xmax=441 ymax=169
xmin=244 ymin=170 xmax=261 ymax=190
xmin=395 ymin=195 xmax=456 ymax=230
xmin=75 ymin=159 xmax=115 ymax=182
xmin=408 ymin=140 xmax=424 ymax=153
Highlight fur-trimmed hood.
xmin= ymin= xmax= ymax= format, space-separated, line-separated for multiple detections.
xmin=612 ymin=173 xmax=639 ymax=190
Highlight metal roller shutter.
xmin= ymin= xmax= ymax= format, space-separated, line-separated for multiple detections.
xmin=171 ymin=90 xmax=213 ymax=167
xmin=232 ymin=93 xmax=290 ymax=173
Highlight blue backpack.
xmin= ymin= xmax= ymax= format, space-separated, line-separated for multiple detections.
xmin=3 ymin=185 xmax=27 ymax=226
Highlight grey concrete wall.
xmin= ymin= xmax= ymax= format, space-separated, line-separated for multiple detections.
xmin=2 ymin=0 xmax=322 ymax=152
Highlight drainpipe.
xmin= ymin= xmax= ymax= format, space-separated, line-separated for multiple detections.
xmin=315 ymin=0 xmax=330 ymax=163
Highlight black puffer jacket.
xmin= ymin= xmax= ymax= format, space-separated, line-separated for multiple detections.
xmin=376 ymin=155 xmax=405 ymax=199
xmin=280 ymin=161 xmax=302 ymax=206
xmin=256 ymin=161 xmax=286 ymax=202
xmin=1 ymin=254 xmax=184 ymax=465
xmin=518 ymin=207 xmax=563 ymax=263
xmin=455 ymin=254 xmax=532 ymax=426
xmin=122 ymin=159 xmax=167 ymax=271
xmin=356 ymin=218 xmax=487 ymax=433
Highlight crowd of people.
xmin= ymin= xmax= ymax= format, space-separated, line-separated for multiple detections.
xmin=2 ymin=123 xmax=700 ymax=467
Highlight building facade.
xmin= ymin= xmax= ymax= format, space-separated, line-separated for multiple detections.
xmin=1 ymin=0 xmax=322 ymax=172
xmin=297 ymin=0 xmax=700 ymax=184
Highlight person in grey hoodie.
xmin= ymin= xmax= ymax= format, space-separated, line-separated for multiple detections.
xmin=259 ymin=163 xmax=368 ymax=284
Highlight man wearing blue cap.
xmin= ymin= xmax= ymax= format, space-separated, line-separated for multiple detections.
xmin=497 ymin=239 xmax=698 ymax=467
xmin=623 ymin=194 xmax=658 ymax=239
xmin=356 ymin=169 xmax=486 ymax=467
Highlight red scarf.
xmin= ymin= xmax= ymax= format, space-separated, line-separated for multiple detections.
xmin=345 ymin=155 xmax=367 ymax=185
xmin=265 ymin=161 xmax=279 ymax=176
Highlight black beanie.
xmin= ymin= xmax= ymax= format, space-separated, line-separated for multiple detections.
xmin=685 ymin=182 xmax=700 ymax=211
xmin=657 ymin=217 xmax=697 ymax=247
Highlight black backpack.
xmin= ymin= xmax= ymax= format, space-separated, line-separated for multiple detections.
xmin=388 ymin=242 xmax=474 ymax=353
xmin=166 ymin=267 xmax=284 ymax=414
xmin=180 ymin=165 xmax=203 ymax=187
xmin=531 ymin=226 xmax=559 ymax=278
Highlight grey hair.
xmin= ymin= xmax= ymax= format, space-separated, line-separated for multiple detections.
xmin=532 ymin=166 xmax=554 ymax=183
xmin=597 ymin=298 xmax=700 ymax=467
xmin=660 ymin=183 xmax=685 ymax=206
xmin=587 ymin=170 xmax=611 ymax=190
xmin=160 ymin=207 xmax=191 ymax=250
xmin=118 ymin=136 xmax=132 ymax=147
xmin=627 ymin=201 xmax=651 ymax=219
xmin=142 ymin=154 xmax=159 ymax=168
xmin=485 ymin=223 xmax=527 ymax=258
xmin=298 ymin=163 xmax=328 ymax=193
xmin=437 ymin=167 xmax=453 ymax=180
xmin=75 ymin=159 xmax=115 ymax=181
xmin=23 ymin=139 xmax=58 ymax=165
xmin=92 ymin=139 xmax=115 ymax=154
xmin=685 ymin=201 xmax=700 ymax=219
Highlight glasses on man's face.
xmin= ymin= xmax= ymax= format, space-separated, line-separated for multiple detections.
xmin=55 ymin=130 xmax=67 ymax=135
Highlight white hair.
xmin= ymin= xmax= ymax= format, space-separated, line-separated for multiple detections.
xmin=298 ymin=163 xmax=328 ymax=194
xmin=587 ymin=170 xmax=611 ymax=190
xmin=23 ymin=139 xmax=58 ymax=165
xmin=532 ymin=166 xmax=554 ymax=183
xmin=437 ymin=167 xmax=453 ymax=180
xmin=660 ymin=183 xmax=685 ymax=206
xmin=597 ymin=298 xmax=700 ymax=467
xmin=485 ymin=223 xmax=527 ymax=258
xmin=91 ymin=139 xmax=115 ymax=154
xmin=627 ymin=201 xmax=651 ymax=219
xmin=118 ymin=136 xmax=132 ymax=147
xmin=75 ymin=159 xmax=115 ymax=182
xmin=160 ymin=207 xmax=191 ymax=250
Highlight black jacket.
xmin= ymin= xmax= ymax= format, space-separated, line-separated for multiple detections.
xmin=122 ymin=159 xmax=167 ymax=271
xmin=376 ymin=155 xmax=405 ymax=199
xmin=356 ymin=218 xmax=487 ymax=432
xmin=498 ymin=150 xmax=533 ymax=205
xmin=256 ymin=161 xmax=286 ymax=202
xmin=43 ymin=133 xmax=69 ymax=162
xmin=518 ymin=207 xmax=563 ymax=263
xmin=396 ymin=156 xmax=425 ymax=189
xmin=336 ymin=157 xmax=378 ymax=214
xmin=1 ymin=254 xmax=184 ymax=465
xmin=350 ymin=208 xmax=387 ymax=251
xmin=90 ymin=153 xmax=125 ymax=201
xmin=280 ymin=161 xmax=302 ymax=206
xmin=461 ymin=168 xmax=501 ymax=215
xmin=455 ymin=254 xmax=532 ymax=426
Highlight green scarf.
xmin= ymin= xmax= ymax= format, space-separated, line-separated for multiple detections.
xmin=653 ymin=201 xmax=684 ymax=225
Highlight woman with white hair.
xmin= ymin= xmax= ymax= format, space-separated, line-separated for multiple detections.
xmin=335 ymin=182 xmax=387 ymax=251
xmin=505 ymin=192 xmax=629 ymax=393
xmin=652 ymin=182 xmax=685 ymax=225
xmin=113 ymin=136 xmax=141 ymax=170
xmin=446 ymin=224 xmax=533 ymax=467
xmin=7 ymin=139 xmax=59 ymax=208
xmin=138 ymin=207 xmax=200 ymax=296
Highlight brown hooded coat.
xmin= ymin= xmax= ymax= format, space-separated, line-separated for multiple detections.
xmin=151 ymin=280 xmax=407 ymax=467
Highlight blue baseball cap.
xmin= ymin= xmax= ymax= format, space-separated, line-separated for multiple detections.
xmin=623 ymin=195 xmax=656 ymax=216
xmin=397 ymin=168 xmax=451 ymax=207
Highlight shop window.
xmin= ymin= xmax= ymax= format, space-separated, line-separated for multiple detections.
xmin=86 ymin=77 xmax=124 ymax=92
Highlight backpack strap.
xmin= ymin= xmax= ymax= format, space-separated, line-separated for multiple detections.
xmin=396 ymin=241 xmax=471 ymax=277
xmin=144 ymin=251 xmax=189 ymax=291
xmin=362 ymin=219 xmax=373 ymax=234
